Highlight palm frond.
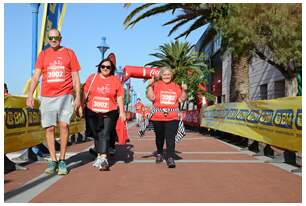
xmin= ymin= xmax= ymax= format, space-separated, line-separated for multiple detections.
xmin=167 ymin=18 xmax=196 ymax=37
xmin=175 ymin=16 xmax=210 ymax=39
xmin=123 ymin=3 xmax=132 ymax=9
xmin=163 ymin=13 xmax=196 ymax=26
xmin=125 ymin=3 xmax=182 ymax=28
xmin=123 ymin=3 xmax=156 ymax=27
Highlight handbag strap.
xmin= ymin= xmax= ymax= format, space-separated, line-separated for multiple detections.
xmin=85 ymin=73 xmax=97 ymax=101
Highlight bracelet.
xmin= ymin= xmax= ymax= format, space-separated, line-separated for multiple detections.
xmin=146 ymin=84 xmax=152 ymax=89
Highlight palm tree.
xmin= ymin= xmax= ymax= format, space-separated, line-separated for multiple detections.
xmin=124 ymin=3 xmax=228 ymax=40
xmin=145 ymin=40 xmax=211 ymax=102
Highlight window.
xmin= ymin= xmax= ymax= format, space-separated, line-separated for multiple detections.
xmin=260 ymin=84 xmax=268 ymax=100
xmin=274 ymin=80 xmax=285 ymax=98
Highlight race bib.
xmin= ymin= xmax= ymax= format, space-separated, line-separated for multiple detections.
xmin=47 ymin=65 xmax=65 ymax=83
xmin=92 ymin=96 xmax=110 ymax=113
xmin=160 ymin=91 xmax=177 ymax=105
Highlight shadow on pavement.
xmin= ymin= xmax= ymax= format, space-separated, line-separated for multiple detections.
xmin=4 ymin=172 xmax=58 ymax=201
xmin=109 ymin=144 xmax=134 ymax=167
xmin=65 ymin=150 xmax=95 ymax=171
xmin=141 ymin=149 xmax=183 ymax=160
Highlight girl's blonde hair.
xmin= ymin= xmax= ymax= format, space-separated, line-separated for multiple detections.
xmin=158 ymin=67 xmax=173 ymax=80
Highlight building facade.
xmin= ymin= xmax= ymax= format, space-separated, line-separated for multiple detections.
xmin=196 ymin=26 xmax=287 ymax=103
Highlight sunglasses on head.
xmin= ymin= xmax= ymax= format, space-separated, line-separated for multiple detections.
xmin=48 ymin=36 xmax=61 ymax=41
xmin=100 ymin=65 xmax=111 ymax=70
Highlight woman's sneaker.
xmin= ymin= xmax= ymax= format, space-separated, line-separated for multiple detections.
xmin=92 ymin=157 xmax=103 ymax=168
xmin=57 ymin=160 xmax=68 ymax=175
xmin=155 ymin=154 xmax=163 ymax=163
xmin=45 ymin=161 xmax=58 ymax=174
xmin=166 ymin=157 xmax=176 ymax=168
xmin=100 ymin=159 xmax=110 ymax=171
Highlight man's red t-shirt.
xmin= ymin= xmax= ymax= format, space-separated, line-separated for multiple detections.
xmin=135 ymin=102 xmax=144 ymax=114
xmin=83 ymin=74 xmax=124 ymax=113
xmin=36 ymin=47 xmax=81 ymax=97
xmin=151 ymin=80 xmax=182 ymax=121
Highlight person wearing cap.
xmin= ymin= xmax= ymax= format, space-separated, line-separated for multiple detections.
xmin=83 ymin=58 xmax=125 ymax=171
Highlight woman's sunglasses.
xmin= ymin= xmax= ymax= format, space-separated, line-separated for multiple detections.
xmin=100 ymin=65 xmax=111 ymax=70
xmin=48 ymin=36 xmax=61 ymax=41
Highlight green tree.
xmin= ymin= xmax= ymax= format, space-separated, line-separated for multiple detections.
xmin=145 ymin=40 xmax=212 ymax=102
xmin=215 ymin=4 xmax=301 ymax=94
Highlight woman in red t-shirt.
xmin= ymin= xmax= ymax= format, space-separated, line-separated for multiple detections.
xmin=83 ymin=58 xmax=125 ymax=171
xmin=146 ymin=67 xmax=187 ymax=168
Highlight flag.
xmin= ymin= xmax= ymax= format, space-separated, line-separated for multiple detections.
xmin=24 ymin=3 xmax=66 ymax=97
xmin=38 ymin=3 xmax=66 ymax=53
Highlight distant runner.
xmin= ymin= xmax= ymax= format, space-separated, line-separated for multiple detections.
xmin=134 ymin=98 xmax=144 ymax=127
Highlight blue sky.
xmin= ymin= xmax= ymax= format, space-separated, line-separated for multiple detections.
xmin=4 ymin=3 xmax=205 ymax=105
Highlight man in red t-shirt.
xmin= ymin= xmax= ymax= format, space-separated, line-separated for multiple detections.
xmin=26 ymin=29 xmax=81 ymax=175
xmin=134 ymin=98 xmax=144 ymax=127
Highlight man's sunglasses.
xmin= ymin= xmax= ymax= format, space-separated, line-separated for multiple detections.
xmin=48 ymin=36 xmax=61 ymax=41
xmin=100 ymin=65 xmax=111 ymax=70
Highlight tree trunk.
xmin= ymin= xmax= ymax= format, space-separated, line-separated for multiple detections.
xmin=229 ymin=54 xmax=250 ymax=102
xmin=285 ymin=77 xmax=298 ymax=97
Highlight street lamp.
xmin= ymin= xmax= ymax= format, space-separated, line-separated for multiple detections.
xmin=30 ymin=3 xmax=40 ymax=76
xmin=133 ymin=92 xmax=137 ymax=111
xmin=97 ymin=37 xmax=109 ymax=60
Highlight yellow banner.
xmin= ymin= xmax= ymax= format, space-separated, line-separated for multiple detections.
xmin=4 ymin=95 xmax=84 ymax=154
xmin=201 ymin=97 xmax=302 ymax=152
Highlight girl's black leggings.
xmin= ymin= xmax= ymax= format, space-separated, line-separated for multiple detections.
xmin=152 ymin=120 xmax=179 ymax=158
xmin=85 ymin=107 xmax=118 ymax=154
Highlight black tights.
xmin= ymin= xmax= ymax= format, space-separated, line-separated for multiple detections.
xmin=86 ymin=108 xmax=118 ymax=154
xmin=152 ymin=120 xmax=179 ymax=158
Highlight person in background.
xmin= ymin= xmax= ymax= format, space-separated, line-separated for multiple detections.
xmin=134 ymin=98 xmax=144 ymax=127
xmin=26 ymin=28 xmax=81 ymax=175
xmin=146 ymin=67 xmax=187 ymax=168
xmin=83 ymin=58 xmax=125 ymax=171
xmin=4 ymin=83 xmax=10 ymax=96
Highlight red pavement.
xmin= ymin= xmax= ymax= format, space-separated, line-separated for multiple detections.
xmin=4 ymin=125 xmax=302 ymax=203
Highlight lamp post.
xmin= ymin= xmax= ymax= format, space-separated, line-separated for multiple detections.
xmin=133 ymin=92 xmax=137 ymax=112
xmin=97 ymin=37 xmax=109 ymax=60
xmin=30 ymin=3 xmax=40 ymax=76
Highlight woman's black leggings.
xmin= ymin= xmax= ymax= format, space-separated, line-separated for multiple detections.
xmin=152 ymin=120 xmax=179 ymax=158
xmin=86 ymin=107 xmax=118 ymax=154
xmin=109 ymin=110 xmax=119 ymax=149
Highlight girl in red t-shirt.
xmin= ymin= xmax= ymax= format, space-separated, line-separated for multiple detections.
xmin=146 ymin=67 xmax=187 ymax=168
xmin=83 ymin=58 xmax=125 ymax=171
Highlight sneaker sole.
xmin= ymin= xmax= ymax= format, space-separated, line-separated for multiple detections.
xmin=58 ymin=170 xmax=68 ymax=175
xmin=45 ymin=168 xmax=58 ymax=175
xmin=99 ymin=166 xmax=110 ymax=171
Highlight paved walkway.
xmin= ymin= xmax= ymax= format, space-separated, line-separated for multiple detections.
xmin=4 ymin=123 xmax=302 ymax=203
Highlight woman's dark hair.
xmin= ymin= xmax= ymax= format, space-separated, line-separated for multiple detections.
xmin=96 ymin=58 xmax=116 ymax=75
